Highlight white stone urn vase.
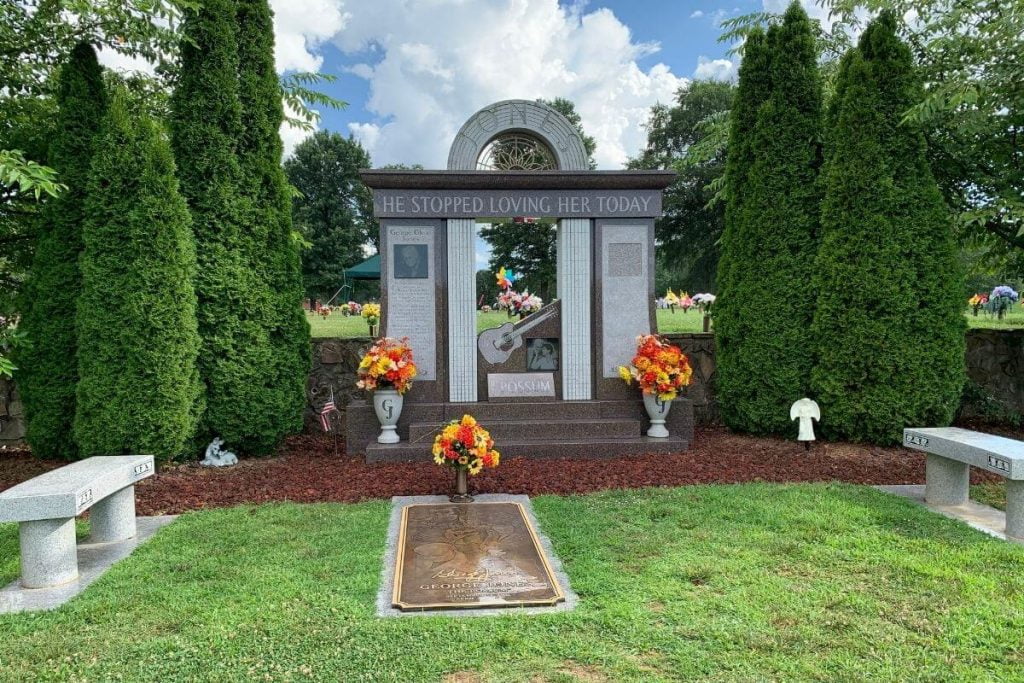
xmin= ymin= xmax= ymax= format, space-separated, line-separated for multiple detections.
xmin=373 ymin=388 xmax=403 ymax=444
xmin=643 ymin=392 xmax=672 ymax=438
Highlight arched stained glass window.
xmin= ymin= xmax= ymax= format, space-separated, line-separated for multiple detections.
xmin=476 ymin=133 xmax=558 ymax=171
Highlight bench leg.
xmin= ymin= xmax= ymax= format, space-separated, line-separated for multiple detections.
xmin=1005 ymin=480 xmax=1024 ymax=540
xmin=925 ymin=454 xmax=969 ymax=506
xmin=88 ymin=486 xmax=137 ymax=544
xmin=19 ymin=518 xmax=78 ymax=589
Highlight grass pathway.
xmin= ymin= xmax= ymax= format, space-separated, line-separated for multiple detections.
xmin=1 ymin=483 xmax=1022 ymax=681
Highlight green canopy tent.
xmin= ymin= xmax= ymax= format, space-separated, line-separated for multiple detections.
xmin=343 ymin=253 xmax=380 ymax=280
xmin=322 ymin=253 xmax=380 ymax=306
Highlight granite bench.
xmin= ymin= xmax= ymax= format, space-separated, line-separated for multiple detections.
xmin=0 ymin=455 xmax=154 ymax=588
xmin=903 ymin=427 xmax=1024 ymax=539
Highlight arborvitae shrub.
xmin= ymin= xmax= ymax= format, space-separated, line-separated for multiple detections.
xmin=236 ymin=0 xmax=311 ymax=448
xmin=715 ymin=2 xmax=823 ymax=434
xmin=17 ymin=43 xmax=107 ymax=459
xmin=75 ymin=91 xmax=201 ymax=462
xmin=169 ymin=0 xmax=275 ymax=453
xmin=811 ymin=12 xmax=965 ymax=443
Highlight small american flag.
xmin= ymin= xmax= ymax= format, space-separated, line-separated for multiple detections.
xmin=319 ymin=388 xmax=339 ymax=432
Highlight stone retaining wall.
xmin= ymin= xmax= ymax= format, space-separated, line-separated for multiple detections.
xmin=2 ymin=330 xmax=1020 ymax=448
xmin=0 ymin=377 xmax=23 ymax=447
xmin=962 ymin=329 xmax=1024 ymax=419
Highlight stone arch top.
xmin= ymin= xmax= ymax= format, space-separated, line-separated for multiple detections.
xmin=447 ymin=99 xmax=590 ymax=171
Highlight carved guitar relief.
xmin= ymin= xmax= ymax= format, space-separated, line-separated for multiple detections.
xmin=478 ymin=306 xmax=556 ymax=365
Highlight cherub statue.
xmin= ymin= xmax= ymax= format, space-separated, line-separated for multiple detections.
xmin=201 ymin=437 xmax=238 ymax=467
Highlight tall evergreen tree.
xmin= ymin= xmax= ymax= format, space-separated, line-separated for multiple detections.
xmin=76 ymin=90 xmax=201 ymax=462
xmin=716 ymin=2 xmax=823 ymax=434
xmin=811 ymin=13 xmax=964 ymax=443
xmin=17 ymin=43 xmax=107 ymax=459
xmin=169 ymin=0 xmax=273 ymax=453
xmin=236 ymin=0 xmax=310 ymax=448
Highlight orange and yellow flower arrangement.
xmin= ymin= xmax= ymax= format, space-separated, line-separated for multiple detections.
xmin=432 ymin=415 xmax=501 ymax=475
xmin=356 ymin=337 xmax=417 ymax=393
xmin=618 ymin=333 xmax=693 ymax=401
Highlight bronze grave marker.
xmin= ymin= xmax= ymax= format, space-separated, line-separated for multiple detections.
xmin=392 ymin=502 xmax=565 ymax=611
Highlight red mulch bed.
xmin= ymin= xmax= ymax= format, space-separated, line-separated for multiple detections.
xmin=2 ymin=426 xmax=1008 ymax=516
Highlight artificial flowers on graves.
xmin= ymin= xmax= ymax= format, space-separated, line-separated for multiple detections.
xmin=432 ymin=414 xmax=501 ymax=502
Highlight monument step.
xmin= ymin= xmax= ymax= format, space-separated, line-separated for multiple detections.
xmin=365 ymin=435 xmax=688 ymax=464
xmin=407 ymin=417 xmax=643 ymax=442
xmin=441 ymin=400 xmax=645 ymax=422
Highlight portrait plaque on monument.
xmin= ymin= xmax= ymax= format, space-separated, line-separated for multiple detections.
xmin=385 ymin=224 xmax=436 ymax=379
xmin=393 ymin=244 xmax=429 ymax=279
xmin=526 ymin=338 xmax=559 ymax=371
xmin=392 ymin=503 xmax=565 ymax=611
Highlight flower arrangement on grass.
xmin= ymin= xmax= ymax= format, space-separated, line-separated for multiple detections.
xmin=968 ymin=293 xmax=988 ymax=316
xmin=432 ymin=415 xmax=500 ymax=474
xmin=990 ymin=286 xmax=1019 ymax=319
xmin=665 ymin=288 xmax=679 ymax=312
xmin=679 ymin=292 xmax=693 ymax=311
xmin=692 ymin=293 xmax=716 ymax=314
xmin=341 ymin=301 xmax=362 ymax=316
xmin=618 ymin=334 xmax=693 ymax=402
xmin=356 ymin=337 xmax=417 ymax=394
xmin=361 ymin=302 xmax=381 ymax=333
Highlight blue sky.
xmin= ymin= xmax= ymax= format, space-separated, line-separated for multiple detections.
xmin=260 ymin=0 xmax=784 ymax=169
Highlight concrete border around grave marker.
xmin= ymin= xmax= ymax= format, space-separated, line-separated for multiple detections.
xmin=375 ymin=494 xmax=578 ymax=618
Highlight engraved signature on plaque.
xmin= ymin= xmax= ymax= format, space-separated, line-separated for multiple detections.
xmin=392 ymin=503 xmax=564 ymax=611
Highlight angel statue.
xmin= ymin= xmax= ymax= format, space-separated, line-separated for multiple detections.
xmin=790 ymin=398 xmax=821 ymax=451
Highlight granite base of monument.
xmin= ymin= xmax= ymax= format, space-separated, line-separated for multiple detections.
xmin=347 ymin=398 xmax=693 ymax=462
xmin=377 ymin=495 xmax=577 ymax=617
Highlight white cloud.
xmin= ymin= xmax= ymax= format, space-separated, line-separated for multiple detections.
xmin=270 ymin=0 xmax=350 ymax=155
xmin=269 ymin=0 xmax=348 ymax=72
xmin=690 ymin=10 xmax=704 ymax=19
xmin=348 ymin=122 xmax=380 ymax=150
xmin=710 ymin=7 xmax=741 ymax=26
xmin=694 ymin=56 xmax=737 ymax=82
xmin=762 ymin=0 xmax=837 ymax=31
xmin=335 ymin=0 xmax=687 ymax=169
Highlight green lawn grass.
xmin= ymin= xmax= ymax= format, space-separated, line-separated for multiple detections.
xmin=309 ymin=305 xmax=1024 ymax=339
xmin=2 ymin=483 xmax=1023 ymax=681
xmin=964 ymin=305 xmax=1024 ymax=330
xmin=971 ymin=482 xmax=1007 ymax=510
xmin=308 ymin=309 xmax=707 ymax=338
